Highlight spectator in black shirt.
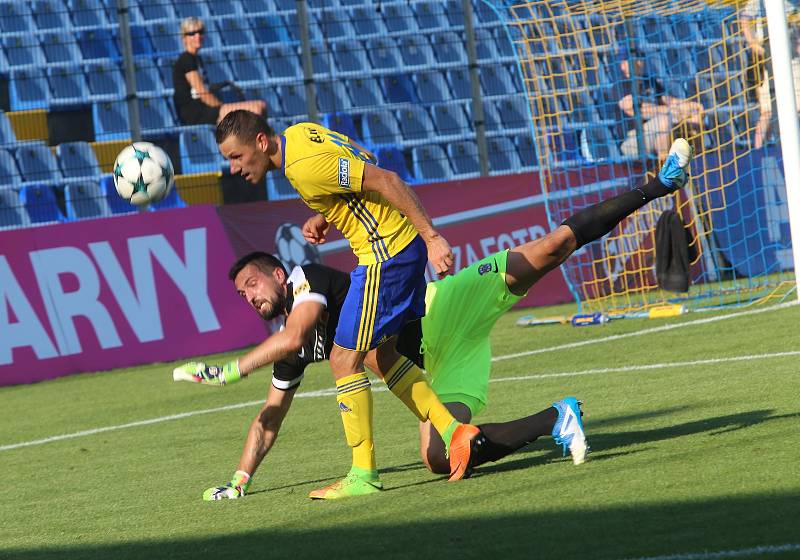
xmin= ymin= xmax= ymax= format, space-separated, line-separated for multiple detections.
xmin=172 ymin=17 xmax=266 ymax=125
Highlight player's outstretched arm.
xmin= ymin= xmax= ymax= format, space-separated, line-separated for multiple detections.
xmin=362 ymin=164 xmax=454 ymax=276
xmin=173 ymin=302 xmax=324 ymax=386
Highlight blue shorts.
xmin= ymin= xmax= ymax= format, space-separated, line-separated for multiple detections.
xmin=334 ymin=235 xmax=427 ymax=352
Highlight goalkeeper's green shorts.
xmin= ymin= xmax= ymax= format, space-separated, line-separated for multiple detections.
xmin=422 ymin=249 xmax=524 ymax=417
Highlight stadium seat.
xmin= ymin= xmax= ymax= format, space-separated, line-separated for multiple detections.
xmin=581 ymin=126 xmax=620 ymax=162
xmin=415 ymin=72 xmax=450 ymax=105
xmin=242 ymin=0 xmax=277 ymax=13
xmin=397 ymin=35 xmax=434 ymax=69
xmin=133 ymin=58 xmax=164 ymax=94
xmin=362 ymin=110 xmax=401 ymax=147
xmin=516 ymin=135 xmax=538 ymax=168
xmin=333 ymin=42 xmax=369 ymax=74
xmin=157 ymin=57 xmax=174 ymax=89
xmin=57 ymin=142 xmax=102 ymax=179
xmin=414 ymin=1 xmax=448 ymax=31
xmin=208 ymin=0 xmax=244 ymax=17
xmin=309 ymin=43 xmax=330 ymax=77
xmin=65 ymin=182 xmax=111 ymax=221
xmin=0 ymin=148 xmax=22 ymax=185
xmin=100 ymin=174 xmax=138 ymax=215
xmin=481 ymin=65 xmax=518 ymax=97
xmin=384 ymin=74 xmax=418 ymax=104
xmin=244 ymin=85 xmax=282 ymax=117
xmin=32 ymin=0 xmax=72 ymax=31
xmin=69 ymin=0 xmax=110 ymax=28
xmin=19 ymin=184 xmax=66 ymax=224
xmin=148 ymin=22 xmax=182 ymax=55
xmin=93 ymin=101 xmax=131 ymax=141
xmin=431 ymin=32 xmax=466 ymax=65
xmin=267 ymin=171 xmax=298 ymax=201
xmin=475 ymin=28 xmax=499 ymax=61
xmin=139 ymin=97 xmax=175 ymax=132
xmin=150 ymin=185 xmax=187 ymax=211
xmin=375 ymin=147 xmax=413 ymax=183
xmin=41 ymin=32 xmax=84 ymax=65
xmin=283 ymin=10 xmax=323 ymax=43
xmin=445 ymin=0 xmax=464 ymax=27
xmin=179 ymin=127 xmax=222 ymax=175
xmin=3 ymin=35 xmax=46 ymax=68
xmin=672 ymin=17 xmax=700 ymax=43
xmin=487 ymin=137 xmax=522 ymax=173
xmin=137 ymin=0 xmax=176 ymax=20
xmin=466 ymin=99 xmax=502 ymax=132
xmin=383 ymin=3 xmax=416 ymax=33
xmin=228 ymin=48 xmax=269 ymax=83
xmin=174 ymin=1 xmax=209 ymax=19
xmin=493 ymin=28 xmax=516 ymax=59
xmin=217 ymin=17 xmax=256 ymax=47
xmin=496 ymin=96 xmax=530 ymax=130
xmin=78 ymin=28 xmax=121 ymax=61
xmin=0 ymin=2 xmax=34 ymax=34
xmin=431 ymin=103 xmax=470 ymax=137
xmin=323 ymin=113 xmax=360 ymax=143
xmin=47 ymin=66 xmax=91 ymax=106
xmin=446 ymin=69 xmax=472 ymax=100
xmin=447 ymin=141 xmax=480 ymax=175
xmin=0 ymin=188 xmax=30 ymax=229
xmin=412 ymin=145 xmax=451 ymax=182
xmin=350 ymin=6 xmax=388 ymax=37
xmin=317 ymin=9 xmax=356 ymax=39
xmin=9 ymin=69 xmax=50 ymax=111
xmin=17 ymin=145 xmax=62 ymax=184
xmin=349 ymin=78 xmax=385 ymax=108
xmin=397 ymin=106 xmax=434 ymax=141
xmin=316 ymin=81 xmax=351 ymax=114
xmin=265 ymin=44 xmax=302 ymax=80
xmin=129 ymin=24 xmax=154 ymax=57
xmin=366 ymin=37 xmax=402 ymax=71
xmin=252 ymin=15 xmax=292 ymax=45
xmin=474 ymin=2 xmax=501 ymax=24
xmin=277 ymin=84 xmax=308 ymax=117
xmin=86 ymin=61 xmax=125 ymax=100
xmin=0 ymin=112 xmax=17 ymax=146
xmin=200 ymin=50 xmax=234 ymax=85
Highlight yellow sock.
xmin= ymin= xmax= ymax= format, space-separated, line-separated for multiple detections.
xmin=384 ymin=357 xmax=458 ymax=438
xmin=336 ymin=372 xmax=376 ymax=472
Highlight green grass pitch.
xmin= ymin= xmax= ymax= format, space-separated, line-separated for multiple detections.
xmin=2 ymin=301 xmax=799 ymax=560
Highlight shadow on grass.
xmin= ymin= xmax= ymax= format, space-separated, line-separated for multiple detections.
xmin=6 ymin=494 xmax=798 ymax=560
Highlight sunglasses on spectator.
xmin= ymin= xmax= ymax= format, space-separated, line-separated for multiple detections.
xmin=184 ymin=29 xmax=205 ymax=36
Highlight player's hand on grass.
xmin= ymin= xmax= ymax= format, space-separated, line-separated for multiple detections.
xmin=426 ymin=234 xmax=454 ymax=278
xmin=172 ymin=361 xmax=242 ymax=386
xmin=302 ymin=214 xmax=330 ymax=245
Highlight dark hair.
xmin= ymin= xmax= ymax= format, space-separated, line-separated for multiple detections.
xmin=215 ymin=110 xmax=275 ymax=145
xmin=228 ymin=251 xmax=287 ymax=281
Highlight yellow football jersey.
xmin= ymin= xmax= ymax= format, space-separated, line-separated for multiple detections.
xmin=281 ymin=122 xmax=418 ymax=265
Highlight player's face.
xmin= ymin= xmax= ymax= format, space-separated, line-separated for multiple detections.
xmin=234 ymin=263 xmax=286 ymax=320
xmin=218 ymin=133 xmax=270 ymax=184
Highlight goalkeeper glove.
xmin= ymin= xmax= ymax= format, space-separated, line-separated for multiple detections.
xmin=172 ymin=360 xmax=242 ymax=386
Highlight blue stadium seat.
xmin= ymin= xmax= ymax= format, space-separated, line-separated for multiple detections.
xmin=93 ymin=101 xmax=131 ymax=141
xmin=333 ymin=42 xmax=369 ymax=74
xmin=19 ymin=184 xmax=66 ymax=224
xmin=375 ymin=147 xmax=413 ymax=183
xmin=243 ymin=0 xmax=276 ymax=12
xmin=481 ymin=65 xmax=518 ymax=96
xmin=150 ymin=185 xmax=187 ymax=211
xmin=446 ymin=69 xmax=472 ymax=100
xmin=41 ymin=32 xmax=84 ymax=65
xmin=157 ymin=57 xmax=174 ymax=89
xmin=362 ymin=110 xmax=401 ymax=146
xmin=200 ymin=50 xmax=234 ymax=85
xmin=475 ymin=28 xmax=499 ymax=61
xmin=448 ymin=141 xmax=480 ymax=175
xmin=323 ymin=113 xmax=360 ymax=143
xmin=57 ymin=142 xmax=102 ymax=179
xmin=467 ymin=99 xmax=502 ymax=132
xmin=317 ymin=9 xmax=356 ymax=39
xmin=487 ymin=137 xmax=522 ymax=173
xmin=32 ymin=0 xmax=72 ymax=31
xmin=9 ymin=69 xmax=50 ymax=111
xmin=137 ymin=0 xmax=176 ymax=20
xmin=415 ymin=72 xmax=450 ymax=104
xmin=244 ymin=85 xmax=281 ymax=116
xmin=349 ymin=78 xmax=386 ymax=108
xmin=0 ymin=149 xmax=22 ymax=185
xmin=445 ymin=0 xmax=464 ymax=26
xmin=0 ymin=2 xmax=34 ymax=34
xmin=414 ymin=1 xmax=448 ymax=31
xmin=265 ymin=44 xmax=302 ymax=80
xmin=174 ymin=1 xmax=209 ymax=19
xmin=474 ymin=2 xmax=501 ymax=24
xmin=412 ymin=145 xmax=451 ymax=182
xmin=48 ymin=66 xmax=91 ymax=105
xmin=283 ymin=10 xmax=322 ymax=42
xmin=148 ymin=22 xmax=182 ymax=55
xmin=179 ymin=127 xmax=221 ymax=175
xmin=351 ymin=6 xmax=388 ymax=37
xmin=383 ymin=3 xmax=417 ymax=33
xmin=431 ymin=103 xmax=469 ymax=137
xmin=639 ymin=16 xmax=674 ymax=44
xmin=17 ymin=145 xmax=62 ymax=183
xmin=672 ymin=17 xmax=700 ymax=43
xmin=3 ymin=35 xmax=46 ymax=68
xmin=252 ymin=15 xmax=292 ymax=45
xmin=0 ymin=188 xmax=30 ymax=229
xmin=208 ymin=0 xmax=244 ymax=16
xmin=129 ymin=24 xmax=154 ymax=57
xmin=397 ymin=106 xmax=434 ymax=141
xmin=139 ymin=97 xmax=175 ymax=132
xmin=367 ymin=37 xmax=402 ymax=71
xmin=309 ymin=43 xmax=331 ymax=76
xmin=217 ymin=17 xmax=256 ymax=47
xmin=267 ymin=171 xmax=297 ymax=201
xmin=78 ymin=28 xmax=121 ymax=61
xmin=397 ymin=35 xmax=434 ymax=69
xmin=581 ymin=126 xmax=620 ymax=162
xmin=277 ymin=84 xmax=308 ymax=117
xmin=86 ymin=61 xmax=125 ymax=100
xmin=0 ymin=112 xmax=17 ymax=146
xmin=69 ymin=0 xmax=110 ymax=28
xmin=493 ymin=27 xmax=516 ymax=58
xmin=133 ymin=58 xmax=164 ymax=94
xmin=105 ymin=1 xmax=142 ymax=24
xmin=100 ymin=174 xmax=138 ymax=215
xmin=431 ymin=32 xmax=466 ymax=64
xmin=496 ymin=96 xmax=529 ymax=130
xmin=316 ymin=81 xmax=351 ymax=114
xmin=228 ymin=48 xmax=269 ymax=83
xmin=384 ymin=74 xmax=418 ymax=104
xmin=516 ymin=135 xmax=538 ymax=167
xmin=65 ymin=182 xmax=111 ymax=221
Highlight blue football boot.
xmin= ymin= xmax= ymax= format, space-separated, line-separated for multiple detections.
xmin=657 ymin=138 xmax=693 ymax=190
xmin=552 ymin=397 xmax=589 ymax=465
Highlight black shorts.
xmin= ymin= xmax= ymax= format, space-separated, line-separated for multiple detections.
xmin=177 ymin=99 xmax=220 ymax=125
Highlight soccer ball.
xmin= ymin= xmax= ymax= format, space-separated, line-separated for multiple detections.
xmin=275 ymin=222 xmax=320 ymax=270
xmin=113 ymin=142 xmax=175 ymax=206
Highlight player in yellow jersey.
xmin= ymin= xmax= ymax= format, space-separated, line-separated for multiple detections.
xmin=215 ymin=110 xmax=482 ymax=498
